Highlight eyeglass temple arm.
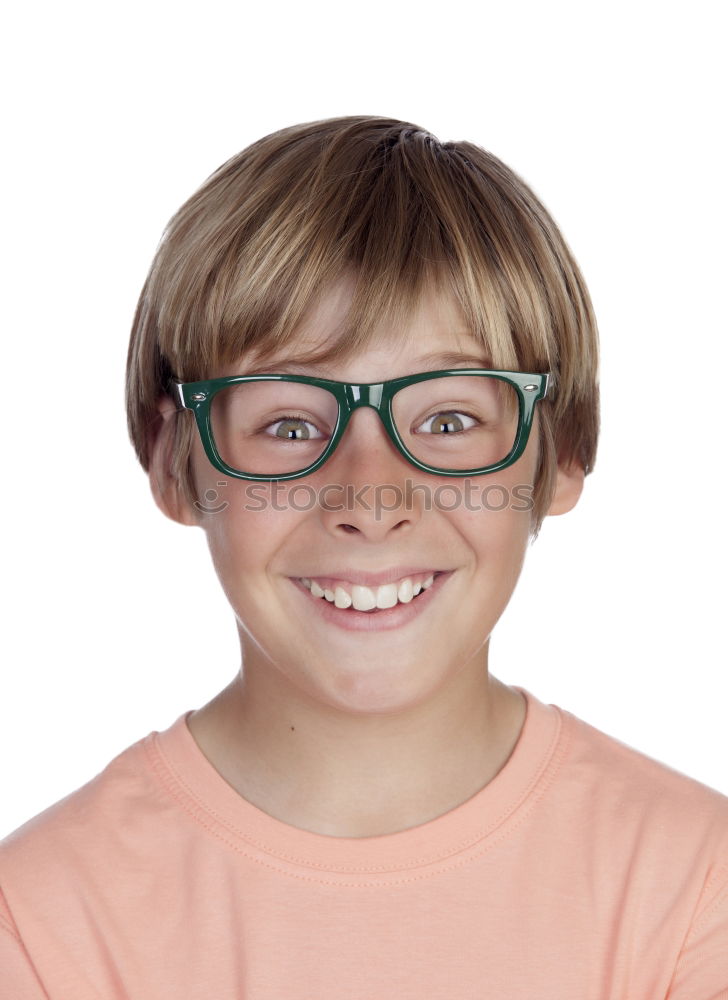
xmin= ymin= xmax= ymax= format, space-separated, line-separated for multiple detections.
xmin=166 ymin=378 xmax=186 ymax=410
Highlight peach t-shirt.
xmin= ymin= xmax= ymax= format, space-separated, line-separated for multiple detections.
xmin=1 ymin=687 xmax=727 ymax=999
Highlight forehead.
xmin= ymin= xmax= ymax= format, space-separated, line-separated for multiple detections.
xmin=226 ymin=277 xmax=492 ymax=381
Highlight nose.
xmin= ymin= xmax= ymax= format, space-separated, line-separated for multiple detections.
xmin=315 ymin=406 xmax=424 ymax=542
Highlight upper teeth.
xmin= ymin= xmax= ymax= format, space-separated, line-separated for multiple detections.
xmin=300 ymin=574 xmax=436 ymax=611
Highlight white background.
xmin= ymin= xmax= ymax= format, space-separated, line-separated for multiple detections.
xmin=2 ymin=0 xmax=726 ymax=836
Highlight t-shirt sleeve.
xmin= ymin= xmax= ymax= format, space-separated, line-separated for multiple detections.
xmin=0 ymin=891 xmax=49 ymax=999
xmin=666 ymin=861 xmax=728 ymax=999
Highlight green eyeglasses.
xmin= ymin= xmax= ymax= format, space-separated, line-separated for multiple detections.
xmin=170 ymin=369 xmax=550 ymax=482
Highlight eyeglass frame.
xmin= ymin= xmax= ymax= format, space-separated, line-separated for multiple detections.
xmin=169 ymin=369 xmax=551 ymax=483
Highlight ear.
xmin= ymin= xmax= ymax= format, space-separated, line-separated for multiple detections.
xmin=547 ymin=459 xmax=585 ymax=516
xmin=147 ymin=396 xmax=199 ymax=527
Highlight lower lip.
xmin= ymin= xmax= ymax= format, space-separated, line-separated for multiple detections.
xmin=288 ymin=572 xmax=453 ymax=632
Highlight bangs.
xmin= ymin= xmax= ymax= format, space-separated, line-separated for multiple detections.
xmin=151 ymin=120 xmax=572 ymax=385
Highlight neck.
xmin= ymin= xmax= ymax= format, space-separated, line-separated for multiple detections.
xmin=187 ymin=646 xmax=526 ymax=839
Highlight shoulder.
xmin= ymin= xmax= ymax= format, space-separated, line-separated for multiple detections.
xmin=561 ymin=703 xmax=728 ymax=799
xmin=0 ymin=721 xmax=174 ymax=879
xmin=554 ymin=700 xmax=728 ymax=849
xmin=538 ymin=697 xmax=728 ymax=961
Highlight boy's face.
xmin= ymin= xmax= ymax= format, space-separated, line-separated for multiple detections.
xmin=153 ymin=278 xmax=582 ymax=716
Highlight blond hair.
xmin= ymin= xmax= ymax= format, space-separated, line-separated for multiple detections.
xmin=126 ymin=115 xmax=599 ymax=532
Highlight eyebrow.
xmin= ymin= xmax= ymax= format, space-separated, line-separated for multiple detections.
xmin=244 ymin=350 xmax=492 ymax=377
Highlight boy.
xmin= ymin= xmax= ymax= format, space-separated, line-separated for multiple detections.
xmin=1 ymin=116 xmax=726 ymax=998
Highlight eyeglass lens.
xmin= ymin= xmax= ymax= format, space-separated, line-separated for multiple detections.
xmin=209 ymin=376 xmax=521 ymax=476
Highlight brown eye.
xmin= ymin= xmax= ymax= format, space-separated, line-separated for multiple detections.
xmin=265 ymin=416 xmax=324 ymax=440
xmin=416 ymin=411 xmax=477 ymax=434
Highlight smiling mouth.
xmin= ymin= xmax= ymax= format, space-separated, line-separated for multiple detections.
xmin=297 ymin=572 xmax=442 ymax=612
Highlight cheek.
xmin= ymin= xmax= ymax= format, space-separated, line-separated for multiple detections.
xmin=195 ymin=475 xmax=309 ymax=583
xmin=454 ymin=494 xmax=531 ymax=564
xmin=443 ymin=460 xmax=535 ymax=593
xmin=446 ymin=452 xmax=536 ymax=530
